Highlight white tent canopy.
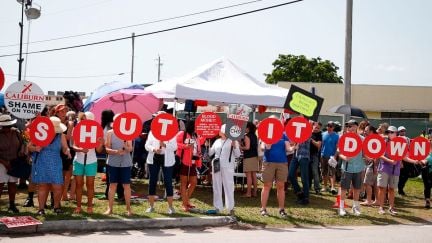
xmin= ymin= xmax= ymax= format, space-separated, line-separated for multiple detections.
xmin=147 ymin=57 xmax=289 ymax=108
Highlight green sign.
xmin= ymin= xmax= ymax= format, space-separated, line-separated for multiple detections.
xmin=284 ymin=85 xmax=324 ymax=121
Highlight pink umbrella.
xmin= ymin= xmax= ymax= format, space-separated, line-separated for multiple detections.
xmin=89 ymin=89 xmax=163 ymax=124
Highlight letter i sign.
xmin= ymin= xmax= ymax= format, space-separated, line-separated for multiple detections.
xmin=151 ymin=113 xmax=178 ymax=141
xmin=257 ymin=117 xmax=284 ymax=144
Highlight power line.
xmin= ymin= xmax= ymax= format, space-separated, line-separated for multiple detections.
xmin=0 ymin=0 xmax=303 ymax=58
xmin=5 ymin=72 xmax=129 ymax=79
xmin=0 ymin=0 xmax=263 ymax=48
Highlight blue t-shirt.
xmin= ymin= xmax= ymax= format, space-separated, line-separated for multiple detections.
xmin=321 ymin=131 xmax=339 ymax=157
xmin=264 ymin=134 xmax=288 ymax=163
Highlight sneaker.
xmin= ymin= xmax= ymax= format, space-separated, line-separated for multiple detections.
xmin=338 ymin=208 xmax=347 ymax=216
xmin=378 ymin=207 xmax=386 ymax=215
xmin=167 ymin=207 xmax=175 ymax=215
xmin=298 ymin=198 xmax=310 ymax=205
xmin=352 ymin=206 xmax=361 ymax=216
xmin=145 ymin=207 xmax=155 ymax=213
xmin=260 ymin=208 xmax=269 ymax=217
xmin=320 ymin=188 xmax=327 ymax=192
xmin=173 ymin=192 xmax=181 ymax=200
xmin=331 ymin=188 xmax=337 ymax=195
xmin=37 ymin=209 xmax=45 ymax=215
xmin=388 ymin=208 xmax=398 ymax=216
xmin=315 ymin=190 xmax=322 ymax=195
xmin=23 ymin=198 xmax=34 ymax=207
xmin=8 ymin=205 xmax=19 ymax=213
xmin=279 ymin=209 xmax=288 ymax=218
xmin=425 ymin=200 xmax=431 ymax=209
xmin=398 ymin=190 xmax=406 ymax=196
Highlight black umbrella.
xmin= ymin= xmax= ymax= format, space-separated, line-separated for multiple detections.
xmin=329 ymin=104 xmax=367 ymax=118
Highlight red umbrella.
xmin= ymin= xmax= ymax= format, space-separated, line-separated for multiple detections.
xmin=89 ymin=89 xmax=163 ymax=124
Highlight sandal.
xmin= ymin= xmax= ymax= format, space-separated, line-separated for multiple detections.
xmin=87 ymin=207 xmax=93 ymax=214
xmin=241 ymin=194 xmax=252 ymax=198
xmin=54 ymin=208 xmax=64 ymax=214
xmin=73 ymin=207 xmax=81 ymax=214
xmin=37 ymin=209 xmax=45 ymax=215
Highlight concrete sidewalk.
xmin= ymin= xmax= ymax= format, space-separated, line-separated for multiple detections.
xmin=0 ymin=216 xmax=235 ymax=234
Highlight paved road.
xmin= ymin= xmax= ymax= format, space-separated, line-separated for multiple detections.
xmin=2 ymin=225 xmax=432 ymax=243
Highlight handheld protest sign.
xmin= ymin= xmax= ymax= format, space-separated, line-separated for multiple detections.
xmin=226 ymin=104 xmax=252 ymax=141
xmin=112 ymin=112 xmax=142 ymax=141
xmin=195 ymin=112 xmax=222 ymax=138
xmin=408 ymin=136 xmax=430 ymax=161
xmin=73 ymin=120 xmax=104 ymax=149
xmin=362 ymin=134 xmax=386 ymax=159
xmin=4 ymin=81 xmax=46 ymax=119
xmin=283 ymin=85 xmax=324 ymax=121
xmin=257 ymin=117 xmax=284 ymax=144
xmin=151 ymin=113 xmax=178 ymax=141
xmin=285 ymin=116 xmax=312 ymax=143
xmin=338 ymin=133 xmax=362 ymax=158
xmin=0 ymin=67 xmax=4 ymax=90
xmin=386 ymin=137 xmax=408 ymax=161
xmin=29 ymin=116 xmax=55 ymax=147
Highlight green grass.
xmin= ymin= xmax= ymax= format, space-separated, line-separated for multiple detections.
xmin=1 ymin=174 xmax=431 ymax=227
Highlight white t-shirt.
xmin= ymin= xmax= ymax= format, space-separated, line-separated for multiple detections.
xmin=74 ymin=149 xmax=97 ymax=164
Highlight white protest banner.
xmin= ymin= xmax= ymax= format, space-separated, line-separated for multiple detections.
xmin=4 ymin=81 xmax=46 ymax=119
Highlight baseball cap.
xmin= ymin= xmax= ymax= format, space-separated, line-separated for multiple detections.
xmin=398 ymin=126 xmax=406 ymax=132
xmin=387 ymin=126 xmax=398 ymax=133
xmin=54 ymin=104 xmax=68 ymax=113
xmin=346 ymin=119 xmax=358 ymax=126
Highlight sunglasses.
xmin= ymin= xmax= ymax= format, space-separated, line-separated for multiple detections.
xmin=327 ymin=125 xmax=334 ymax=128
xmin=399 ymin=130 xmax=406 ymax=132
xmin=388 ymin=131 xmax=396 ymax=134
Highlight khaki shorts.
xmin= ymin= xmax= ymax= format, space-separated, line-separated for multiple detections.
xmin=363 ymin=167 xmax=377 ymax=186
xmin=321 ymin=156 xmax=336 ymax=177
xmin=377 ymin=172 xmax=399 ymax=189
xmin=262 ymin=162 xmax=288 ymax=183
xmin=243 ymin=157 xmax=260 ymax=172
xmin=0 ymin=163 xmax=19 ymax=183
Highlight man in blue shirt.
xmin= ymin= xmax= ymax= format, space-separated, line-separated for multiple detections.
xmin=321 ymin=121 xmax=339 ymax=195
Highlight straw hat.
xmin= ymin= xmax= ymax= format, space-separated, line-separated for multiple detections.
xmin=50 ymin=116 xmax=67 ymax=133
xmin=84 ymin=111 xmax=95 ymax=121
xmin=0 ymin=114 xmax=17 ymax=127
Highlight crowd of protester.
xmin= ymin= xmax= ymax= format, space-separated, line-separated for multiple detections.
xmin=1 ymin=103 xmax=432 ymax=219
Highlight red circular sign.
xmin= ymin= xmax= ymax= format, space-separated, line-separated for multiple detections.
xmin=112 ymin=112 xmax=142 ymax=141
xmin=363 ymin=134 xmax=386 ymax=159
xmin=151 ymin=113 xmax=179 ymax=141
xmin=408 ymin=136 xmax=431 ymax=161
xmin=285 ymin=116 xmax=312 ymax=143
xmin=0 ymin=67 xmax=4 ymax=91
xmin=338 ymin=133 xmax=363 ymax=158
xmin=257 ymin=117 xmax=284 ymax=144
xmin=73 ymin=120 xmax=104 ymax=149
xmin=29 ymin=116 xmax=55 ymax=147
xmin=386 ymin=136 xmax=408 ymax=161
xmin=195 ymin=112 xmax=222 ymax=138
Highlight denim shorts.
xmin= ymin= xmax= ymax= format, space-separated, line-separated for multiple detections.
xmin=107 ymin=165 xmax=131 ymax=184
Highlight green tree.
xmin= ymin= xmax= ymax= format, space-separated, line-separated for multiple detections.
xmin=264 ymin=54 xmax=343 ymax=84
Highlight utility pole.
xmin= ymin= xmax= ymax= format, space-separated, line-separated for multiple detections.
xmin=344 ymin=0 xmax=353 ymax=123
xmin=131 ymin=32 xmax=135 ymax=83
xmin=157 ymin=54 xmax=162 ymax=82
xmin=18 ymin=1 xmax=25 ymax=81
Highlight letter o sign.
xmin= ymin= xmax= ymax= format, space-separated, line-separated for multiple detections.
xmin=151 ymin=113 xmax=178 ymax=141
xmin=363 ymin=134 xmax=386 ymax=159
xmin=29 ymin=116 xmax=55 ymax=147
xmin=257 ymin=117 xmax=283 ymax=144
xmin=73 ymin=120 xmax=104 ymax=149
xmin=338 ymin=133 xmax=362 ymax=157
xmin=285 ymin=116 xmax=312 ymax=143
xmin=112 ymin=112 xmax=142 ymax=141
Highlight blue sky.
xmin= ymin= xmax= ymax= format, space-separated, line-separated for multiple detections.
xmin=0 ymin=0 xmax=431 ymax=95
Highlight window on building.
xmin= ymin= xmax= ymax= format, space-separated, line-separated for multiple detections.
xmin=381 ymin=112 xmax=430 ymax=119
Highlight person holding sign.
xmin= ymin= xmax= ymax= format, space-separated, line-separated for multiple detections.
xmin=176 ymin=120 xmax=202 ymax=212
xmin=72 ymin=112 xmax=104 ymax=214
xmin=28 ymin=116 xmax=71 ymax=215
xmin=103 ymin=120 xmax=133 ymax=216
xmin=377 ymin=126 xmax=422 ymax=216
xmin=145 ymin=126 xmax=178 ymax=214
xmin=209 ymin=124 xmax=241 ymax=215
xmin=0 ymin=114 xmax=23 ymax=213
xmin=239 ymin=122 xmax=259 ymax=198
xmin=337 ymin=120 xmax=366 ymax=216
xmin=420 ymin=139 xmax=432 ymax=209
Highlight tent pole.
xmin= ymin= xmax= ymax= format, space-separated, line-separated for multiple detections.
xmin=173 ymin=98 xmax=177 ymax=117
